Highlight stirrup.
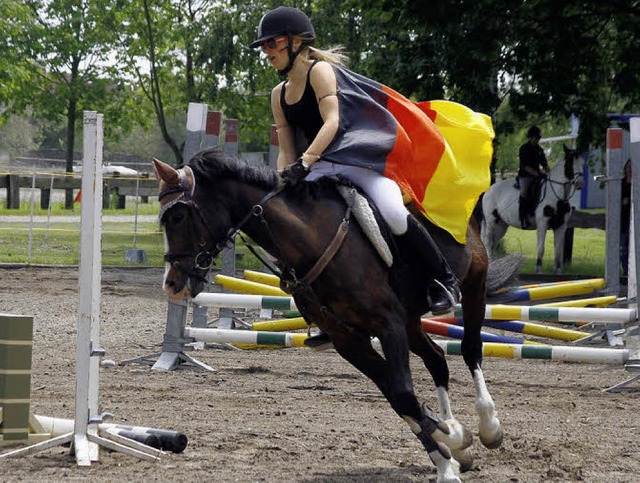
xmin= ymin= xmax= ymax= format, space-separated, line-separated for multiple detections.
xmin=430 ymin=280 xmax=460 ymax=315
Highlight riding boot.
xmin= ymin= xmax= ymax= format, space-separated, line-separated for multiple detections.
xmin=402 ymin=215 xmax=461 ymax=315
xmin=303 ymin=331 xmax=332 ymax=348
xmin=519 ymin=197 xmax=530 ymax=229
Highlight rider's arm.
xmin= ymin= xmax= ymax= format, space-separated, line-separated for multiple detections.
xmin=271 ymin=83 xmax=296 ymax=171
xmin=300 ymin=61 xmax=340 ymax=168
xmin=540 ymin=147 xmax=550 ymax=173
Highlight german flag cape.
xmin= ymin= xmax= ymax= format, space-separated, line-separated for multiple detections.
xmin=322 ymin=66 xmax=494 ymax=244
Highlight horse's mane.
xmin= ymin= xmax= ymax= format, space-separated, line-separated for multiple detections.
xmin=187 ymin=148 xmax=280 ymax=190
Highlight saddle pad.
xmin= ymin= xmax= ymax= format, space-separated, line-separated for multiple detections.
xmin=336 ymin=185 xmax=393 ymax=267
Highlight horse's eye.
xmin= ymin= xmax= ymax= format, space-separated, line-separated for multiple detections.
xmin=171 ymin=211 xmax=186 ymax=224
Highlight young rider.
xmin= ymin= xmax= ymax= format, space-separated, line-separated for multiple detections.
xmin=250 ymin=7 xmax=462 ymax=326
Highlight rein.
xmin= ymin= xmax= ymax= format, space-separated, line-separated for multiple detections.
xmin=539 ymin=156 xmax=583 ymax=204
xmin=160 ymin=169 xmax=354 ymax=292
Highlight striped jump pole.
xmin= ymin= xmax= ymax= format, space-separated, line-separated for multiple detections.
xmin=489 ymin=278 xmax=605 ymax=303
xmin=536 ymin=295 xmax=619 ymax=308
xmin=186 ymin=327 xmax=308 ymax=348
xmin=433 ymin=316 xmax=587 ymax=342
xmin=252 ymin=317 xmax=310 ymax=332
xmin=421 ymin=319 xmax=542 ymax=345
xmin=495 ymin=277 xmax=605 ymax=292
xmin=253 ymin=317 xmax=542 ymax=344
xmin=193 ymin=292 xmax=297 ymax=311
xmin=214 ymin=274 xmax=288 ymax=297
xmin=453 ymin=304 xmax=637 ymax=325
xmin=243 ymin=270 xmax=282 ymax=288
xmin=184 ymin=328 xmax=629 ymax=364
xmin=438 ymin=340 xmax=629 ymax=364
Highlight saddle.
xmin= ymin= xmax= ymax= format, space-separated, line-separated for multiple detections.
xmin=334 ymin=180 xmax=393 ymax=267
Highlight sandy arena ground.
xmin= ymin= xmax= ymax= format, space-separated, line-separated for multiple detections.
xmin=1 ymin=266 xmax=639 ymax=482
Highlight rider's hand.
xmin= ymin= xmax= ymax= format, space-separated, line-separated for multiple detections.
xmin=281 ymin=159 xmax=309 ymax=186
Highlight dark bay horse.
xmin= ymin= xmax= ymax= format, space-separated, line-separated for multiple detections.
xmin=154 ymin=150 xmax=519 ymax=482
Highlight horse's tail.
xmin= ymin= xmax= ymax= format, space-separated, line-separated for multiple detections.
xmin=473 ymin=193 xmax=485 ymax=227
xmin=486 ymin=254 xmax=523 ymax=295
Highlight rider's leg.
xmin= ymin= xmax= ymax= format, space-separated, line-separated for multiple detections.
xmin=518 ymin=176 xmax=533 ymax=229
xmin=338 ymin=166 xmax=460 ymax=314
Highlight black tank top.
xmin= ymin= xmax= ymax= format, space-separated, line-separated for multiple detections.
xmin=280 ymin=61 xmax=324 ymax=144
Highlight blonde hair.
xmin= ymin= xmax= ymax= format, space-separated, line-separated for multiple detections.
xmin=304 ymin=45 xmax=349 ymax=67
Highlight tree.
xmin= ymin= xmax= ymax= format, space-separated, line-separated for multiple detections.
xmin=1 ymin=0 xmax=123 ymax=208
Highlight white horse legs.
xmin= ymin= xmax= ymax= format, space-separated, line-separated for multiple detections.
xmin=473 ymin=368 xmax=503 ymax=448
xmin=535 ymin=225 xmax=547 ymax=273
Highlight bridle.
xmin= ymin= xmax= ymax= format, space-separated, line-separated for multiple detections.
xmin=540 ymin=152 xmax=583 ymax=204
xmin=158 ymin=167 xmax=282 ymax=280
xmin=159 ymin=167 xmax=355 ymax=300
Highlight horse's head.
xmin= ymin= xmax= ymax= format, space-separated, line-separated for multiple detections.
xmin=563 ymin=145 xmax=585 ymax=190
xmin=153 ymin=157 xmax=220 ymax=301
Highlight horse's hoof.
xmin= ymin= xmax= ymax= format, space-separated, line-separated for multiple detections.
xmin=479 ymin=426 xmax=504 ymax=449
xmin=451 ymin=447 xmax=474 ymax=472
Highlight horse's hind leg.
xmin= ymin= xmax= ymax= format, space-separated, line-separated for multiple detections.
xmin=460 ymin=255 xmax=503 ymax=449
xmin=405 ymin=319 xmax=474 ymax=471
xmin=333 ymin=326 xmax=461 ymax=483
xmin=553 ymin=225 xmax=567 ymax=273
xmin=535 ymin=220 xmax=547 ymax=273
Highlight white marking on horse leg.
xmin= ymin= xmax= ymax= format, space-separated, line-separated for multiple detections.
xmin=429 ymin=448 xmax=461 ymax=483
xmin=536 ymin=224 xmax=547 ymax=273
xmin=473 ymin=368 xmax=503 ymax=449
xmin=436 ymin=386 xmax=453 ymax=420
xmin=434 ymin=388 xmax=473 ymax=452
xmin=402 ymin=415 xmax=463 ymax=480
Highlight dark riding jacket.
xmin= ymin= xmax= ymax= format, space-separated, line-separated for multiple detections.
xmin=518 ymin=142 xmax=548 ymax=178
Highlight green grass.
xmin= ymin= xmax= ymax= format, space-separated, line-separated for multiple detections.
xmin=0 ymin=199 xmax=161 ymax=217
xmin=500 ymin=227 xmax=605 ymax=276
xmin=0 ymin=217 xmax=267 ymax=269
xmin=0 ymin=206 xmax=607 ymax=274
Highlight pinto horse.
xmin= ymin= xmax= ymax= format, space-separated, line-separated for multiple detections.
xmin=154 ymin=150 xmax=519 ymax=482
xmin=481 ymin=145 xmax=585 ymax=273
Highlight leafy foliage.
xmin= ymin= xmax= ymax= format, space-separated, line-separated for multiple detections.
xmin=1 ymin=0 xmax=638 ymax=174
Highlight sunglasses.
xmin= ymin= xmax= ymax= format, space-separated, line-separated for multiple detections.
xmin=260 ymin=36 xmax=287 ymax=51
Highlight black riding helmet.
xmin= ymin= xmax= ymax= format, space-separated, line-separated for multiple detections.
xmin=250 ymin=7 xmax=315 ymax=76
xmin=527 ymin=125 xmax=542 ymax=139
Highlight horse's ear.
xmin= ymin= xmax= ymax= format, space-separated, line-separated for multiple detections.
xmin=153 ymin=158 xmax=181 ymax=186
xmin=563 ymin=144 xmax=569 ymax=153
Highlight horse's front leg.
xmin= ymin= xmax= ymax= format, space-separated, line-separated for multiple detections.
xmin=405 ymin=319 xmax=474 ymax=471
xmin=553 ymin=225 xmax=567 ymax=273
xmin=460 ymin=266 xmax=503 ymax=450
xmin=535 ymin=219 xmax=548 ymax=273
xmin=333 ymin=324 xmax=461 ymax=483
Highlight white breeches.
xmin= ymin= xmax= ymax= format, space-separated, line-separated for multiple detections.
xmin=306 ymin=161 xmax=409 ymax=235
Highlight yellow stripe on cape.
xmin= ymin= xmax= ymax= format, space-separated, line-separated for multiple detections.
xmin=416 ymin=100 xmax=494 ymax=243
